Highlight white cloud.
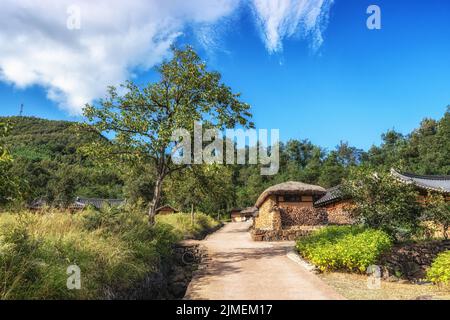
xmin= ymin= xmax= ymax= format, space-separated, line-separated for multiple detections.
xmin=0 ymin=0 xmax=239 ymax=115
xmin=0 ymin=0 xmax=333 ymax=115
xmin=251 ymin=0 xmax=334 ymax=53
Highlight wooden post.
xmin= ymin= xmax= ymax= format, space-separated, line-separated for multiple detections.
xmin=191 ymin=203 xmax=194 ymax=226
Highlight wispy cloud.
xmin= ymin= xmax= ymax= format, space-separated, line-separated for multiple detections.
xmin=251 ymin=0 xmax=334 ymax=53
xmin=0 ymin=0 xmax=333 ymax=115
xmin=0 ymin=0 xmax=239 ymax=115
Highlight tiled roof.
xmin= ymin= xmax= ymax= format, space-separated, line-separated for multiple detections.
xmin=314 ymin=186 xmax=344 ymax=207
xmin=71 ymin=197 xmax=125 ymax=209
xmin=390 ymin=169 xmax=450 ymax=194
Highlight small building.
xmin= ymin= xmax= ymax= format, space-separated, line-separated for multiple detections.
xmin=27 ymin=199 xmax=48 ymax=211
xmin=69 ymin=197 xmax=125 ymax=211
xmin=253 ymin=181 xmax=328 ymax=240
xmin=231 ymin=207 xmax=258 ymax=222
xmin=155 ymin=205 xmax=179 ymax=215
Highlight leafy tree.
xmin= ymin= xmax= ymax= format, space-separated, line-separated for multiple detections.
xmin=164 ymin=164 xmax=234 ymax=215
xmin=423 ymin=193 xmax=450 ymax=239
xmin=0 ymin=122 xmax=20 ymax=205
xmin=83 ymin=46 xmax=253 ymax=223
xmin=343 ymin=167 xmax=424 ymax=240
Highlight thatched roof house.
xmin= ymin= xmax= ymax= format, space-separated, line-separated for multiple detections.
xmin=255 ymin=181 xmax=326 ymax=208
xmin=253 ymin=181 xmax=327 ymax=233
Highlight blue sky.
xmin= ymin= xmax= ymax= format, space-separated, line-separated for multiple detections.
xmin=0 ymin=0 xmax=449 ymax=151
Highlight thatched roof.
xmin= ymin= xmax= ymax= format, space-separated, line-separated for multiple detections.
xmin=255 ymin=181 xmax=326 ymax=208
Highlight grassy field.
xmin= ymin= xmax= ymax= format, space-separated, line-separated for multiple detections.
xmin=0 ymin=208 xmax=219 ymax=299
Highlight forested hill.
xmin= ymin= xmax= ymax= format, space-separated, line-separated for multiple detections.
xmin=0 ymin=116 xmax=123 ymax=205
xmin=1 ymin=116 xmax=103 ymax=160
xmin=0 ymin=107 xmax=449 ymax=211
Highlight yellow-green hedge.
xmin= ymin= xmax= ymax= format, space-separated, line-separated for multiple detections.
xmin=296 ymin=226 xmax=392 ymax=272
xmin=426 ymin=250 xmax=450 ymax=285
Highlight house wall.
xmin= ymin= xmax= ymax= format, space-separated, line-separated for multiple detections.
xmin=254 ymin=195 xmax=281 ymax=230
xmin=324 ymin=200 xmax=354 ymax=225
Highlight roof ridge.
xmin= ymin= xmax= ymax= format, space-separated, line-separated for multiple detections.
xmin=399 ymin=171 xmax=450 ymax=181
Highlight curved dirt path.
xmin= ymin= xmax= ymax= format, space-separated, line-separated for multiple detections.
xmin=184 ymin=221 xmax=344 ymax=300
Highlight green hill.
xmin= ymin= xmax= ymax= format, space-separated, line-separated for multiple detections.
xmin=0 ymin=116 xmax=123 ymax=205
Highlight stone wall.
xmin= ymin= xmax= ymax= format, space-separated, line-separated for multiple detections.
xmin=254 ymin=195 xmax=278 ymax=230
xmin=279 ymin=207 xmax=328 ymax=227
xmin=325 ymin=201 xmax=354 ymax=225
xmin=251 ymin=225 xmax=324 ymax=241
xmin=379 ymin=240 xmax=450 ymax=280
xmin=104 ymin=242 xmax=206 ymax=299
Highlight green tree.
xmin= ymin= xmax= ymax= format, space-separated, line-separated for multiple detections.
xmin=0 ymin=122 xmax=20 ymax=205
xmin=343 ymin=167 xmax=424 ymax=240
xmin=83 ymin=46 xmax=253 ymax=223
xmin=423 ymin=193 xmax=450 ymax=239
xmin=165 ymin=164 xmax=234 ymax=215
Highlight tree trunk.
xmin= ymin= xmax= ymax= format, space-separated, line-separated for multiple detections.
xmin=191 ymin=203 xmax=195 ymax=226
xmin=148 ymin=175 xmax=163 ymax=225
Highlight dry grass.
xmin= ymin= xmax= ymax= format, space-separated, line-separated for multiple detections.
xmin=319 ymin=272 xmax=450 ymax=300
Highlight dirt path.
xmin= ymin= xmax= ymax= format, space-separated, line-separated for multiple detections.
xmin=184 ymin=221 xmax=344 ymax=300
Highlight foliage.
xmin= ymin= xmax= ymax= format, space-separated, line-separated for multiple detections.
xmin=343 ymin=167 xmax=424 ymax=240
xmin=0 ymin=121 xmax=21 ymax=205
xmin=426 ymin=250 xmax=450 ymax=285
xmin=423 ymin=194 xmax=450 ymax=239
xmin=83 ymin=46 xmax=253 ymax=222
xmin=0 ymin=207 xmax=217 ymax=299
xmin=164 ymin=164 xmax=234 ymax=215
xmin=156 ymin=212 xmax=221 ymax=240
xmin=0 ymin=116 xmax=123 ymax=207
xmin=296 ymin=226 xmax=392 ymax=272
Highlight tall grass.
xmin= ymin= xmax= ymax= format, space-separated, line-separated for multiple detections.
xmin=156 ymin=212 xmax=221 ymax=240
xmin=0 ymin=208 xmax=218 ymax=299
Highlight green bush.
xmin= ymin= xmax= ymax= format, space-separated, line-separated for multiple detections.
xmin=0 ymin=208 xmax=218 ymax=299
xmin=426 ymin=250 xmax=450 ymax=285
xmin=296 ymin=226 xmax=392 ymax=272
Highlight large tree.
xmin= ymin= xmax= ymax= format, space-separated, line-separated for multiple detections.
xmin=83 ymin=46 xmax=253 ymax=223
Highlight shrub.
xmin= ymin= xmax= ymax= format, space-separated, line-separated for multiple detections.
xmin=296 ymin=225 xmax=392 ymax=272
xmin=426 ymin=250 xmax=450 ymax=285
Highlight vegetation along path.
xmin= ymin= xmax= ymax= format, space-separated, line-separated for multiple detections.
xmin=184 ymin=221 xmax=343 ymax=300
